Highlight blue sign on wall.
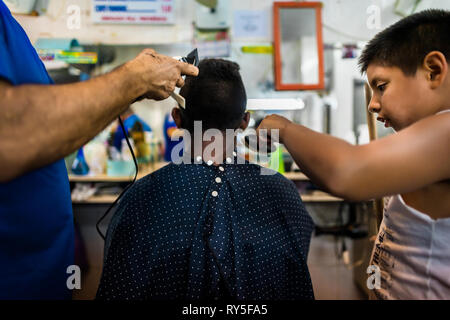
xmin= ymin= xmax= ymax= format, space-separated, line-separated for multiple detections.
xmin=92 ymin=0 xmax=175 ymax=24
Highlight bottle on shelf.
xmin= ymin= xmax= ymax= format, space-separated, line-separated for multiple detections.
xmin=71 ymin=148 xmax=90 ymax=175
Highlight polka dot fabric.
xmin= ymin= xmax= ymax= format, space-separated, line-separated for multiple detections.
xmin=96 ymin=157 xmax=315 ymax=300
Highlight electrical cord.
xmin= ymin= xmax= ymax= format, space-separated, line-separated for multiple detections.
xmin=95 ymin=117 xmax=139 ymax=241
xmin=334 ymin=202 xmax=346 ymax=259
xmin=95 ymin=50 xmax=197 ymax=240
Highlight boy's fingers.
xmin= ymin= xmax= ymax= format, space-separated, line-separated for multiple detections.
xmin=256 ymin=118 xmax=270 ymax=132
xmin=178 ymin=61 xmax=199 ymax=76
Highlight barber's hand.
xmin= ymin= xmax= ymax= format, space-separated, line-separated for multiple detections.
xmin=127 ymin=49 xmax=199 ymax=101
xmin=256 ymin=114 xmax=292 ymax=144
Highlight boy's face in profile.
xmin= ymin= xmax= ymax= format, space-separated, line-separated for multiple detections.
xmin=366 ymin=64 xmax=436 ymax=131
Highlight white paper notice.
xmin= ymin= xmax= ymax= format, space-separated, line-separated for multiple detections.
xmin=233 ymin=10 xmax=268 ymax=39
xmin=92 ymin=0 xmax=175 ymax=25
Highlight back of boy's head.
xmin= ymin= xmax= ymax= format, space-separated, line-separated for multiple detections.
xmin=359 ymin=9 xmax=450 ymax=76
xmin=179 ymin=58 xmax=247 ymax=132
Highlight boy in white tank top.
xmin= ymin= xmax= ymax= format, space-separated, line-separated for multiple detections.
xmin=370 ymin=109 xmax=450 ymax=300
xmin=256 ymin=10 xmax=450 ymax=299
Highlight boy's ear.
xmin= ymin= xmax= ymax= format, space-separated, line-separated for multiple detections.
xmin=171 ymin=108 xmax=183 ymax=128
xmin=239 ymin=112 xmax=250 ymax=130
xmin=423 ymin=51 xmax=448 ymax=89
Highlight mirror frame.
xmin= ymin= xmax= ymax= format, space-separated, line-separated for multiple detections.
xmin=273 ymin=1 xmax=325 ymax=90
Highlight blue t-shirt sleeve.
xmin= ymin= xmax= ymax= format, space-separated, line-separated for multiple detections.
xmin=0 ymin=16 xmax=14 ymax=84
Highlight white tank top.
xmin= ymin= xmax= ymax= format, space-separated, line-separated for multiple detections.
xmin=369 ymin=109 xmax=450 ymax=300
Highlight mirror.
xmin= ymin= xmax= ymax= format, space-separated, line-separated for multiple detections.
xmin=273 ymin=2 xmax=324 ymax=90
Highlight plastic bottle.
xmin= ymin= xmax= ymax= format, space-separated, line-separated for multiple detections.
xmin=71 ymin=148 xmax=90 ymax=175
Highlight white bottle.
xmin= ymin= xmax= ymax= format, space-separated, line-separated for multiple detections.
xmin=121 ymin=139 xmax=135 ymax=161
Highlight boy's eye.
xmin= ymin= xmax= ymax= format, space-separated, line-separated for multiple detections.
xmin=377 ymin=83 xmax=387 ymax=92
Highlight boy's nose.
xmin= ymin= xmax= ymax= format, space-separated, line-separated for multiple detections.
xmin=368 ymin=97 xmax=381 ymax=114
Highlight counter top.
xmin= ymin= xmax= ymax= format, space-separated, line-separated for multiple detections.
xmin=69 ymin=163 xmax=341 ymax=204
xmin=72 ymin=191 xmax=343 ymax=204
xmin=68 ymin=162 xmax=310 ymax=182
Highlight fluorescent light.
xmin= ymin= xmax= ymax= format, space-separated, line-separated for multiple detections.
xmin=246 ymin=98 xmax=305 ymax=111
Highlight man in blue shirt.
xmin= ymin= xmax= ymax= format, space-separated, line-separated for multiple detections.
xmin=97 ymin=59 xmax=315 ymax=300
xmin=0 ymin=1 xmax=198 ymax=299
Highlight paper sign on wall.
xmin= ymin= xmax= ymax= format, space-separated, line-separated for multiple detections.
xmin=233 ymin=10 xmax=268 ymax=39
xmin=92 ymin=0 xmax=175 ymax=25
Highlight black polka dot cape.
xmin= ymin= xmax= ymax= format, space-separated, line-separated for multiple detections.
xmin=97 ymin=158 xmax=315 ymax=300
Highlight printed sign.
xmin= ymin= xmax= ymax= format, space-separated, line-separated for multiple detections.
xmin=92 ymin=0 xmax=175 ymax=25
xmin=233 ymin=10 xmax=268 ymax=39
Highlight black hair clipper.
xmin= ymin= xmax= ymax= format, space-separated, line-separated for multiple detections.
xmin=171 ymin=49 xmax=199 ymax=109
xmin=134 ymin=49 xmax=199 ymax=105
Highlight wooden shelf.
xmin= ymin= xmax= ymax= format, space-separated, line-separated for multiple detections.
xmin=72 ymin=190 xmax=342 ymax=204
xmin=69 ymin=164 xmax=309 ymax=183
xmin=69 ymin=162 xmax=169 ymax=182
xmin=300 ymin=191 xmax=343 ymax=202
xmin=72 ymin=194 xmax=119 ymax=204
xmin=70 ymin=163 xmax=324 ymax=204
xmin=283 ymin=172 xmax=309 ymax=181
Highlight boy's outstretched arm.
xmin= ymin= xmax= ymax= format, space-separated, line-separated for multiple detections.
xmin=257 ymin=112 xmax=450 ymax=201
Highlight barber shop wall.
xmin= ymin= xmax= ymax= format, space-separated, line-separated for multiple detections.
xmin=20 ymin=0 xmax=450 ymax=44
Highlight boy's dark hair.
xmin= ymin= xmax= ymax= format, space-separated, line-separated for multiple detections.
xmin=359 ymin=9 xmax=450 ymax=75
xmin=179 ymin=58 xmax=247 ymax=132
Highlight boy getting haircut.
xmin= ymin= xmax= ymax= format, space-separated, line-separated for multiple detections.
xmin=97 ymin=59 xmax=315 ymax=300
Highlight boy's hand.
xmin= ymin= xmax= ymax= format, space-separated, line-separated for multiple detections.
xmin=256 ymin=114 xmax=292 ymax=144
xmin=126 ymin=49 xmax=199 ymax=101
